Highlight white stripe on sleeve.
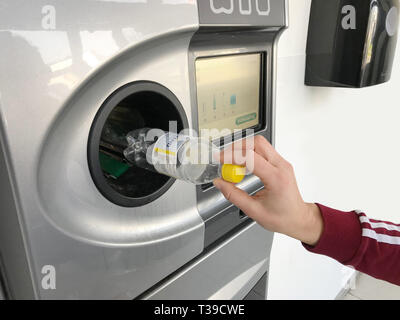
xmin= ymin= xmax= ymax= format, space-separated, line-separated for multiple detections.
xmin=362 ymin=228 xmax=400 ymax=245
xmin=359 ymin=216 xmax=400 ymax=233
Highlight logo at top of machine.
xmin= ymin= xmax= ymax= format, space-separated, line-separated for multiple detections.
xmin=209 ymin=0 xmax=271 ymax=16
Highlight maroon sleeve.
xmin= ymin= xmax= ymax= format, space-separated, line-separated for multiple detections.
xmin=303 ymin=203 xmax=400 ymax=286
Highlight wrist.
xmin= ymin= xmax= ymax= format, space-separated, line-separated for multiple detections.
xmin=300 ymin=203 xmax=324 ymax=246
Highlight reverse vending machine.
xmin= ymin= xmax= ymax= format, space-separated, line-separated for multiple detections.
xmin=0 ymin=0 xmax=287 ymax=299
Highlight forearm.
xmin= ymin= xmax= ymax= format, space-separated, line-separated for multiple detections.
xmin=304 ymin=204 xmax=400 ymax=286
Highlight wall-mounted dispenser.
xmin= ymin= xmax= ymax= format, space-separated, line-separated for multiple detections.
xmin=305 ymin=0 xmax=399 ymax=88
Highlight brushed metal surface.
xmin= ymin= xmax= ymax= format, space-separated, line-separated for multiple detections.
xmin=141 ymin=222 xmax=273 ymax=300
xmin=37 ymin=32 xmax=203 ymax=246
xmin=0 ymin=0 xmax=204 ymax=299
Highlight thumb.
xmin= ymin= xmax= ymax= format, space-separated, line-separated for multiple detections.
xmin=213 ymin=178 xmax=261 ymax=216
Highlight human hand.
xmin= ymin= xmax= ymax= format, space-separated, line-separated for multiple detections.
xmin=213 ymin=136 xmax=323 ymax=246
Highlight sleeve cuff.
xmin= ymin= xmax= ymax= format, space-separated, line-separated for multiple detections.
xmin=303 ymin=203 xmax=362 ymax=264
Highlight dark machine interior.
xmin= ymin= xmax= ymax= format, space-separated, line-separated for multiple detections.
xmin=99 ymin=91 xmax=184 ymax=199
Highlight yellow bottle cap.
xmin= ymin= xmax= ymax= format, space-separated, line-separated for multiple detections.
xmin=221 ymin=164 xmax=246 ymax=184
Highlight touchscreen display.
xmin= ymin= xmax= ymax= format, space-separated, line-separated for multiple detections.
xmin=196 ymin=53 xmax=262 ymax=140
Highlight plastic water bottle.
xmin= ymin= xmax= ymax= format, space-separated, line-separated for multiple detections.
xmin=123 ymin=128 xmax=246 ymax=185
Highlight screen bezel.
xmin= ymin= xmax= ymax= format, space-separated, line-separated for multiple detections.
xmin=194 ymin=51 xmax=267 ymax=146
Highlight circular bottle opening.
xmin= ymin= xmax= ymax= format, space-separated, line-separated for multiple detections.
xmin=88 ymin=81 xmax=188 ymax=207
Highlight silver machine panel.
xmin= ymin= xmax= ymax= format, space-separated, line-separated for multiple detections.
xmin=0 ymin=1 xmax=287 ymax=299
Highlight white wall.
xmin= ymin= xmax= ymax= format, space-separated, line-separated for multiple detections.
xmin=268 ymin=0 xmax=400 ymax=299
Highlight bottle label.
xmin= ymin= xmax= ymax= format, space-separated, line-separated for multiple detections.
xmin=153 ymin=133 xmax=189 ymax=159
xmin=151 ymin=133 xmax=190 ymax=179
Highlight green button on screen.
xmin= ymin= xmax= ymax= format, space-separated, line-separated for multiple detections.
xmin=236 ymin=113 xmax=257 ymax=126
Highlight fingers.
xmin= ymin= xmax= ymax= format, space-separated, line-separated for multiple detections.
xmin=219 ymin=147 xmax=276 ymax=185
xmin=218 ymin=138 xmax=278 ymax=186
xmin=253 ymin=135 xmax=285 ymax=166
xmin=247 ymin=151 xmax=277 ymax=185
xmin=219 ymin=135 xmax=284 ymax=167
xmin=213 ymin=178 xmax=263 ymax=217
